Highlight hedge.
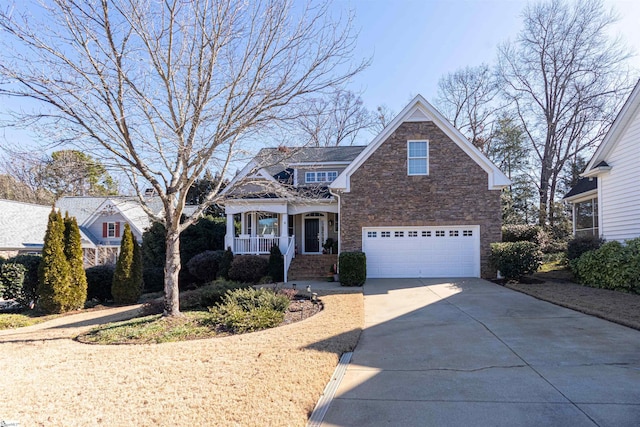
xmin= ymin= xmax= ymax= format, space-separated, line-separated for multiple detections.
xmin=228 ymin=255 xmax=268 ymax=284
xmin=490 ymin=241 xmax=542 ymax=281
xmin=339 ymin=252 xmax=366 ymax=287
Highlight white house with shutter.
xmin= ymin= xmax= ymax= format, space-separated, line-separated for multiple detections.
xmin=564 ymin=79 xmax=640 ymax=241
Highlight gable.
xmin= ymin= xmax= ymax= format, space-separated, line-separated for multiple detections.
xmin=330 ymin=95 xmax=509 ymax=192
xmin=584 ymin=79 xmax=640 ymax=176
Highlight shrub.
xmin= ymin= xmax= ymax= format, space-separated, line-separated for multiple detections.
xmin=8 ymin=255 xmax=41 ymax=307
xmin=0 ymin=263 xmax=26 ymax=300
xmin=228 ymin=255 xmax=268 ymax=284
xmin=571 ymin=239 xmax=640 ymax=293
xmin=143 ymin=267 xmax=165 ymax=293
xmin=567 ymin=236 xmax=604 ymax=261
xmin=186 ymin=250 xmax=225 ymax=284
xmin=268 ymin=245 xmax=284 ymax=282
xmin=339 ymin=251 xmax=366 ymax=287
xmin=63 ymin=214 xmax=88 ymax=310
xmin=112 ymin=224 xmax=143 ymax=304
xmin=179 ymin=279 xmax=248 ymax=310
xmin=218 ymin=247 xmax=234 ymax=279
xmin=208 ymin=287 xmax=289 ymax=333
xmin=501 ymin=224 xmax=541 ymax=243
xmin=490 ymin=241 xmax=542 ymax=281
xmin=38 ymin=209 xmax=73 ymax=313
xmin=85 ymin=265 xmax=115 ymax=302
xmin=222 ymin=287 xmax=290 ymax=312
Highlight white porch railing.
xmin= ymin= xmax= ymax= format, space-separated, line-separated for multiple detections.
xmin=233 ymin=235 xmax=281 ymax=255
xmin=283 ymin=235 xmax=295 ymax=283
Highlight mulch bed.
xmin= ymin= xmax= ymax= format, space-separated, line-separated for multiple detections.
xmin=284 ymin=297 xmax=323 ymax=325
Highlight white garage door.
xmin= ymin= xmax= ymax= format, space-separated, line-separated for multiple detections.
xmin=362 ymin=226 xmax=480 ymax=278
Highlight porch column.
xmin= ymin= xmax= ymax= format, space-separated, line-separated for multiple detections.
xmin=225 ymin=213 xmax=234 ymax=251
xmin=280 ymin=214 xmax=288 ymax=252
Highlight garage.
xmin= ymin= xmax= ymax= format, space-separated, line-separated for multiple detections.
xmin=362 ymin=226 xmax=480 ymax=278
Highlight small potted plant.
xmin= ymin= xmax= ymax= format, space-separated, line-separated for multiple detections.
xmin=323 ymin=238 xmax=335 ymax=254
xmin=330 ymin=263 xmax=339 ymax=282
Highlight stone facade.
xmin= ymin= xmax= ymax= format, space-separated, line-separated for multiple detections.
xmin=339 ymin=121 xmax=502 ymax=278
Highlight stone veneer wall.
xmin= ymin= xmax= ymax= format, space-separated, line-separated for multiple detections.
xmin=339 ymin=121 xmax=502 ymax=278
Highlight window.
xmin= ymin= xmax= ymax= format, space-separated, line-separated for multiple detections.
xmin=435 ymin=230 xmax=445 ymax=237
xmin=288 ymin=215 xmax=294 ymax=238
xmin=463 ymin=230 xmax=473 ymax=237
xmin=107 ymin=222 xmax=116 ymax=237
xmin=334 ymin=213 xmax=339 ymax=232
xmin=408 ymin=231 xmax=418 ymax=237
xmin=449 ymin=230 xmax=459 ymax=237
xmin=103 ymin=222 xmax=120 ymax=238
xmin=394 ymin=231 xmax=404 ymax=237
xmin=381 ymin=231 xmax=391 ymax=238
xmin=305 ymin=171 xmax=338 ymax=183
xmin=575 ymin=198 xmax=599 ymax=238
xmin=408 ymin=140 xmax=428 ymax=175
xmin=305 ymin=172 xmax=316 ymax=183
xmin=422 ymin=230 xmax=431 ymax=237
xmin=257 ymin=213 xmax=278 ymax=235
xmin=367 ymin=231 xmax=377 ymax=238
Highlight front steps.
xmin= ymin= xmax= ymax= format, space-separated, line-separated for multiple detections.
xmin=287 ymin=254 xmax=338 ymax=281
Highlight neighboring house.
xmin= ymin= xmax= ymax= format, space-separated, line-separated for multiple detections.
xmin=564 ymin=79 xmax=640 ymax=241
xmin=221 ymin=95 xmax=510 ymax=279
xmin=0 ymin=196 xmax=172 ymax=266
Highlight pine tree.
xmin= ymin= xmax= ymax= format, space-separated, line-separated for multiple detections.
xmin=64 ymin=213 xmax=88 ymax=309
xmin=112 ymin=223 xmax=142 ymax=304
xmin=38 ymin=209 xmax=72 ymax=313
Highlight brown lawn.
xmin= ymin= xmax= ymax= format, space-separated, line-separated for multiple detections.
xmin=0 ymin=291 xmax=363 ymax=426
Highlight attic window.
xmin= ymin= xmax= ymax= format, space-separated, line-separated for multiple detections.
xmin=305 ymin=171 xmax=338 ymax=183
xmin=408 ymin=140 xmax=428 ymax=175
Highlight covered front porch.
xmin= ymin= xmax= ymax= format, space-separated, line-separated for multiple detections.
xmin=223 ymin=200 xmax=339 ymax=256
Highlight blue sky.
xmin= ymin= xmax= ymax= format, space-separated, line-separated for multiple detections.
xmin=334 ymin=0 xmax=640 ymax=114
xmin=2 ymin=0 xmax=639 ymax=161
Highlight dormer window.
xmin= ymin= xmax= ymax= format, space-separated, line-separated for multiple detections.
xmin=305 ymin=171 xmax=338 ymax=183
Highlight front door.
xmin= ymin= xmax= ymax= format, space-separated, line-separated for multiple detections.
xmin=304 ymin=218 xmax=320 ymax=253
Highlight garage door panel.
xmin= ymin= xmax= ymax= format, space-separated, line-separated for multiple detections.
xmin=362 ymin=226 xmax=480 ymax=278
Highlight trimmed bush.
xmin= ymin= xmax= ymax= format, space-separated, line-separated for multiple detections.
xmin=501 ymin=224 xmax=541 ymax=243
xmin=218 ymin=247 xmax=234 ymax=279
xmin=571 ymin=239 xmax=640 ymax=293
xmin=143 ymin=267 xmax=165 ymax=293
xmin=112 ymin=224 xmax=143 ymax=304
xmin=339 ymin=251 xmax=366 ymax=287
xmin=179 ymin=279 xmax=248 ymax=310
xmin=268 ymin=245 xmax=284 ymax=282
xmin=0 ymin=263 xmax=26 ymax=300
xmin=85 ymin=265 xmax=115 ymax=302
xmin=64 ymin=214 xmax=88 ymax=309
xmin=208 ymin=287 xmax=289 ymax=333
xmin=228 ymin=255 xmax=268 ymax=284
xmin=38 ymin=209 xmax=73 ymax=313
xmin=186 ymin=250 xmax=225 ymax=284
xmin=8 ymin=255 xmax=41 ymax=307
xmin=567 ymin=236 xmax=604 ymax=261
xmin=490 ymin=241 xmax=542 ymax=281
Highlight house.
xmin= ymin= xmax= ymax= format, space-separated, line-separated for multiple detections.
xmin=0 ymin=196 xmax=178 ymax=266
xmin=221 ymin=95 xmax=510 ymax=279
xmin=564 ymin=79 xmax=640 ymax=241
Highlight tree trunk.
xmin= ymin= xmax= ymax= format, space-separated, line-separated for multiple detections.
xmin=164 ymin=228 xmax=182 ymax=317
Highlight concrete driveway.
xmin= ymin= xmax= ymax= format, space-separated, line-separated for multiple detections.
xmin=318 ymin=278 xmax=640 ymax=427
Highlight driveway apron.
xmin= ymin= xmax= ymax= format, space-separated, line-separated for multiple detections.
xmin=319 ymin=278 xmax=640 ymax=427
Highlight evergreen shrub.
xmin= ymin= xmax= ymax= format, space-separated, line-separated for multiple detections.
xmin=228 ymin=255 xmax=268 ymax=284
xmin=338 ymin=251 xmax=366 ymax=286
xmin=490 ymin=241 xmax=542 ymax=281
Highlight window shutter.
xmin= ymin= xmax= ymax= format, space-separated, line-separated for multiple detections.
xmin=115 ymin=222 xmax=121 ymax=238
xmin=102 ymin=223 xmax=108 ymax=238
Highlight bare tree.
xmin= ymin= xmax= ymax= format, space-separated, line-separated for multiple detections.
xmin=0 ymin=0 xmax=367 ymax=316
xmin=435 ymin=64 xmax=502 ymax=152
xmin=498 ymin=0 xmax=632 ymax=226
xmin=372 ymin=104 xmax=394 ymax=133
xmin=296 ymin=89 xmax=373 ymax=146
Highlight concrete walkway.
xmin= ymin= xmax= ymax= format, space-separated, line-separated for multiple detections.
xmin=319 ymin=278 xmax=640 ymax=427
